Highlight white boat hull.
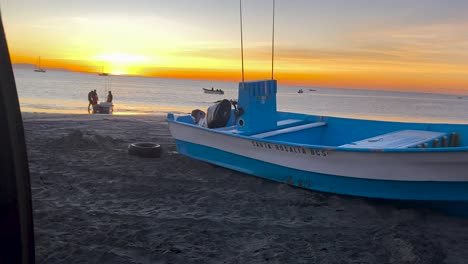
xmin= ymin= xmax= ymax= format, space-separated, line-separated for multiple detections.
xmin=169 ymin=121 xmax=468 ymax=201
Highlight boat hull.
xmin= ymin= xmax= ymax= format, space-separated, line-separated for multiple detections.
xmin=202 ymin=88 xmax=224 ymax=95
xmin=92 ymin=103 xmax=113 ymax=114
xmin=175 ymin=139 xmax=468 ymax=201
xmin=169 ymin=121 xmax=468 ymax=201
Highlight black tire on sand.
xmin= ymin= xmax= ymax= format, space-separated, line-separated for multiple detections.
xmin=128 ymin=142 xmax=162 ymax=158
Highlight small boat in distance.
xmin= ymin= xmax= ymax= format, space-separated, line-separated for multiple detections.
xmin=34 ymin=56 xmax=46 ymax=73
xmin=98 ymin=65 xmax=109 ymax=76
xmin=203 ymin=87 xmax=224 ymax=95
xmin=309 ymin=89 xmax=316 ymax=91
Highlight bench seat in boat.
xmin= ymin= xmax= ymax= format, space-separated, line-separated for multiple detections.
xmin=250 ymin=122 xmax=327 ymax=139
xmin=339 ymin=130 xmax=447 ymax=149
xmin=277 ymin=119 xmax=303 ymax=126
xmin=215 ymin=119 xmax=319 ymax=135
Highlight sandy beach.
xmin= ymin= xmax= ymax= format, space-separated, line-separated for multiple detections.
xmin=23 ymin=112 xmax=468 ymax=264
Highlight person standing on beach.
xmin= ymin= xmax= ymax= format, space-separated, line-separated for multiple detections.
xmin=90 ymin=90 xmax=99 ymax=113
xmin=92 ymin=90 xmax=98 ymax=105
xmin=87 ymin=90 xmax=94 ymax=112
xmin=107 ymin=91 xmax=113 ymax=103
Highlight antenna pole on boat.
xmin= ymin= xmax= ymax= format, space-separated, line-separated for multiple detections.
xmin=271 ymin=0 xmax=275 ymax=80
xmin=239 ymin=0 xmax=245 ymax=85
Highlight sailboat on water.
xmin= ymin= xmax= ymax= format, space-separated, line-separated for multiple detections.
xmin=98 ymin=65 xmax=109 ymax=76
xmin=34 ymin=56 xmax=46 ymax=73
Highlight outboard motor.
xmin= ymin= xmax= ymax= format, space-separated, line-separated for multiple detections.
xmin=206 ymin=99 xmax=232 ymax=128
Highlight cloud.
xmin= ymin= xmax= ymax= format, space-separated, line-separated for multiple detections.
xmin=347 ymin=21 xmax=468 ymax=63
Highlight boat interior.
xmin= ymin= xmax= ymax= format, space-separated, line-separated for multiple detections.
xmin=176 ymin=111 xmax=468 ymax=149
xmin=173 ymin=77 xmax=468 ymax=150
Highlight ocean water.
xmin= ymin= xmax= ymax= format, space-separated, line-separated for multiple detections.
xmin=13 ymin=67 xmax=468 ymax=123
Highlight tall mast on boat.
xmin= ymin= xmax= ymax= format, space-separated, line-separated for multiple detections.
xmin=239 ymin=0 xmax=276 ymax=82
xmin=239 ymin=0 xmax=245 ymax=85
xmin=271 ymin=0 xmax=275 ymax=80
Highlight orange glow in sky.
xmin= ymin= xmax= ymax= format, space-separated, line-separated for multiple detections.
xmin=3 ymin=0 xmax=468 ymax=94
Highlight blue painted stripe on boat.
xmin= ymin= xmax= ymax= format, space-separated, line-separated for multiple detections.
xmin=175 ymin=139 xmax=468 ymax=201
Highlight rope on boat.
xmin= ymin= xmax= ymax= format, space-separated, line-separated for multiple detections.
xmin=240 ymin=0 xmax=276 ymax=83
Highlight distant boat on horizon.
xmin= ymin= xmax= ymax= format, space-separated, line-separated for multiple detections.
xmin=98 ymin=65 xmax=109 ymax=76
xmin=34 ymin=56 xmax=46 ymax=73
xmin=203 ymin=87 xmax=224 ymax=95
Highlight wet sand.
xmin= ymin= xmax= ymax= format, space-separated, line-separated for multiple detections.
xmin=23 ymin=112 xmax=468 ymax=264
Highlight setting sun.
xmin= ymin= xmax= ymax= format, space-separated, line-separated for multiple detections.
xmin=93 ymin=53 xmax=151 ymax=75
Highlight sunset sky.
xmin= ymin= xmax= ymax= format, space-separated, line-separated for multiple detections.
xmin=2 ymin=0 xmax=468 ymax=93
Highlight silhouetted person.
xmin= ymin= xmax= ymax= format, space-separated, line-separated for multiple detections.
xmin=90 ymin=90 xmax=98 ymax=113
xmin=92 ymin=90 xmax=98 ymax=105
xmin=87 ymin=90 xmax=94 ymax=111
xmin=107 ymin=91 xmax=113 ymax=103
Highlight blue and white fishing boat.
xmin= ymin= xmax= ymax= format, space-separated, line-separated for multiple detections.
xmin=167 ymin=0 xmax=468 ymax=214
xmin=168 ymin=79 xmax=468 ymax=207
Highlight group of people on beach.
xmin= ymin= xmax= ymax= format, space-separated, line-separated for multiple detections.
xmin=87 ymin=90 xmax=113 ymax=111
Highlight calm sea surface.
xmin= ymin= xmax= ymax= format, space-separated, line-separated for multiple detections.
xmin=13 ymin=68 xmax=468 ymax=123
